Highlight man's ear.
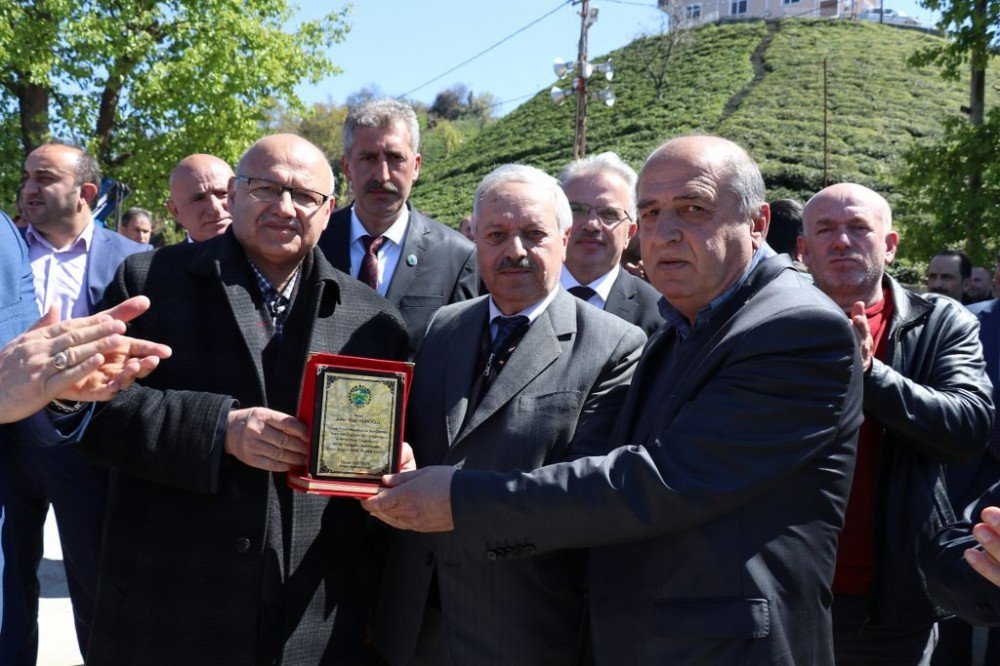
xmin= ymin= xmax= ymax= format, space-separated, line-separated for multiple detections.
xmin=80 ymin=182 xmax=99 ymax=208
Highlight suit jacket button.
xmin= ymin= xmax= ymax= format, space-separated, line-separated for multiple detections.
xmin=487 ymin=550 xmax=497 ymax=561
xmin=524 ymin=545 xmax=536 ymax=555
xmin=236 ymin=537 xmax=251 ymax=553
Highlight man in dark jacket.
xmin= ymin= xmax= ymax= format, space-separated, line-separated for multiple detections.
xmin=79 ymin=134 xmax=410 ymax=664
xmin=799 ymin=183 xmax=994 ymax=664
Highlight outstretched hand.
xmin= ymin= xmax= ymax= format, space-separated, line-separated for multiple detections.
xmin=0 ymin=296 xmax=172 ymax=424
xmin=361 ymin=466 xmax=456 ymax=532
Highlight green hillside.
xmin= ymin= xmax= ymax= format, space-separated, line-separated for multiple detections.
xmin=410 ymin=18 xmax=992 ymax=234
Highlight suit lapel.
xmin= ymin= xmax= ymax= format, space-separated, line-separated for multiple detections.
xmin=322 ymin=207 xmax=352 ymax=274
xmin=191 ymin=234 xmax=268 ymax=402
xmin=456 ymin=291 xmax=571 ymax=443
xmin=384 ymin=206 xmax=426 ymax=306
xmin=604 ymin=269 xmax=636 ymax=323
xmin=86 ymin=228 xmax=114 ymax=313
xmin=444 ymin=300 xmax=489 ymax=446
xmin=627 ymin=255 xmax=791 ymax=444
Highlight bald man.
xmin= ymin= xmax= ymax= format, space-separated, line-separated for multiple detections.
xmin=799 ymin=183 xmax=992 ymax=664
xmin=79 ymin=134 xmax=409 ymax=664
xmin=166 ymin=153 xmax=234 ymax=242
xmin=364 ymin=136 xmax=864 ymax=664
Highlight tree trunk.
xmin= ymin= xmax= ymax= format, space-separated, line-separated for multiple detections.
xmin=17 ymin=83 xmax=50 ymax=158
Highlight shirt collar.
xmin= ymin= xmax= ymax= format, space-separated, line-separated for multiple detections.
xmin=488 ymin=286 xmax=560 ymax=325
xmin=559 ymin=264 xmax=620 ymax=302
xmin=25 ymin=219 xmax=95 ymax=252
xmin=350 ymin=204 xmax=409 ymax=248
xmin=658 ymin=245 xmax=769 ymax=339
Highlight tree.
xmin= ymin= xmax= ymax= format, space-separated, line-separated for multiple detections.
xmin=0 ymin=0 xmax=349 ymax=212
xmin=898 ymin=0 xmax=1000 ymax=254
xmin=896 ymin=110 xmax=1000 ymax=264
xmin=271 ymin=100 xmax=350 ymax=199
xmin=909 ymin=0 xmax=999 ymax=125
xmin=635 ymin=9 xmax=694 ymax=101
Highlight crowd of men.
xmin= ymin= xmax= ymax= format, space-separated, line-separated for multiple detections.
xmin=1 ymin=97 xmax=1000 ymax=665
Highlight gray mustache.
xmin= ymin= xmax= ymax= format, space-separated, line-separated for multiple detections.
xmin=497 ymin=257 xmax=535 ymax=271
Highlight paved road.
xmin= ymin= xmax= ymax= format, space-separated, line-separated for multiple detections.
xmin=39 ymin=507 xmax=82 ymax=666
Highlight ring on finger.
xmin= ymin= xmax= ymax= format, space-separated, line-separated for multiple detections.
xmin=53 ymin=350 xmax=70 ymax=370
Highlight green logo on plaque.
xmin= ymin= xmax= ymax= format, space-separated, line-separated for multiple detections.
xmin=349 ymin=385 xmax=372 ymax=408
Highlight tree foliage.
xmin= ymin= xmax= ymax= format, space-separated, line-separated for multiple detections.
xmin=0 ymin=0 xmax=349 ymax=212
xmin=896 ymin=109 xmax=1000 ymax=263
xmin=908 ymin=0 xmax=1000 ymax=81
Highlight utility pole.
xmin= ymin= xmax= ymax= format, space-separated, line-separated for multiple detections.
xmin=574 ymin=0 xmax=591 ymax=159
xmin=823 ymin=57 xmax=829 ymax=187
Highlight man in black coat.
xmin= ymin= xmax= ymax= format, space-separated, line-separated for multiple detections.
xmin=317 ymin=98 xmax=477 ymax=356
xmin=79 ymin=134 xmax=409 ymax=664
xmin=557 ymin=151 xmax=662 ymax=336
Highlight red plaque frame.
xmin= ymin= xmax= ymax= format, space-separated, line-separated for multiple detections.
xmin=287 ymin=352 xmax=413 ymax=499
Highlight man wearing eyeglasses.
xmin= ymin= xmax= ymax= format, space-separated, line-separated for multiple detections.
xmin=558 ymin=152 xmax=663 ymax=336
xmin=76 ymin=134 xmax=410 ymax=664
xmin=318 ymin=98 xmax=478 ymax=357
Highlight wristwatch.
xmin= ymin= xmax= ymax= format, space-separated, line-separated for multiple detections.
xmin=47 ymin=399 xmax=86 ymax=414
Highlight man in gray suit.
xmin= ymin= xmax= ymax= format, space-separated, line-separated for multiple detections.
xmin=317 ymin=98 xmax=477 ymax=356
xmin=365 ymin=136 xmax=864 ymax=664
xmin=558 ymin=152 xmax=662 ymax=336
xmin=373 ymin=164 xmax=645 ymax=665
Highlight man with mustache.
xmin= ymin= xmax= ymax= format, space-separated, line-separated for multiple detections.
xmin=926 ymin=249 xmax=970 ymax=302
xmin=318 ymin=99 xmax=478 ymax=356
xmin=373 ymin=164 xmax=644 ymax=664
xmin=166 ymin=153 xmax=234 ymax=243
xmin=558 ymin=152 xmax=662 ymax=336
xmin=365 ymin=136 xmax=866 ymax=664
xmin=798 ymin=183 xmax=993 ymax=664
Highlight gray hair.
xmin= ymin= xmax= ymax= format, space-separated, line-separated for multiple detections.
xmin=471 ymin=164 xmax=572 ymax=234
xmin=557 ymin=151 xmax=638 ymax=220
xmin=343 ymin=98 xmax=420 ymax=155
xmin=643 ymin=136 xmax=765 ymax=220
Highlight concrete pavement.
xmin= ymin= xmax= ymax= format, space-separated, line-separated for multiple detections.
xmin=39 ymin=507 xmax=82 ymax=666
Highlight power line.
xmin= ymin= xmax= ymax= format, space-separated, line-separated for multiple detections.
xmin=398 ymin=1 xmax=572 ymax=98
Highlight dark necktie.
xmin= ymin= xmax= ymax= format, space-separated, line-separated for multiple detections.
xmin=358 ymin=235 xmax=385 ymax=289
xmin=485 ymin=315 xmax=529 ymax=377
xmin=568 ymin=285 xmax=597 ymax=301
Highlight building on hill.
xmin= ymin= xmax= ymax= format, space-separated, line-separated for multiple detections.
xmin=658 ymin=0 xmax=881 ymax=26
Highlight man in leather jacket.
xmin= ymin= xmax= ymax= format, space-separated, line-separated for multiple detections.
xmin=799 ymin=183 xmax=994 ymax=664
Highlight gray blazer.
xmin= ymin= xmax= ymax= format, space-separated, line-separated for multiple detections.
xmin=449 ymin=257 xmax=864 ymax=665
xmin=317 ymin=204 xmax=478 ymax=356
xmin=375 ymin=289 xmax=645 ymax=665
xmin=603 ymin=268 xmax=663 ymax=337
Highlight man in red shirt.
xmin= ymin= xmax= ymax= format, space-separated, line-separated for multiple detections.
xmin=799 ymin=183 xmax=994 ymax=665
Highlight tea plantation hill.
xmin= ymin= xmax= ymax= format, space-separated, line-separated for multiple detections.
xmin=410 ymin=18 xmax=997 ymax=231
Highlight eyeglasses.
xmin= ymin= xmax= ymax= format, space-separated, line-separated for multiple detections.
xmin=568 ymin=202 xmax=632 ymax=229
xmin=236 ymin=175 xmax=333 ymax=210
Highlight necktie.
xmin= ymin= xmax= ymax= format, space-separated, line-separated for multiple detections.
xmin=358 ymin=235 xmax=385 ymax=289
xmin=485 ymin=315 xmax=529 ymax=377
xmin=568 ymin=285 xmax=597 ymax=302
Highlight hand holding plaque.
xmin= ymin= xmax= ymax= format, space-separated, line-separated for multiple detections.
xmin=288 ymin=353 xmax=413 ymax=498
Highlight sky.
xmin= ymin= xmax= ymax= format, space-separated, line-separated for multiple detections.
xmin=293 ymin=0 xmax=941 ymax=116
